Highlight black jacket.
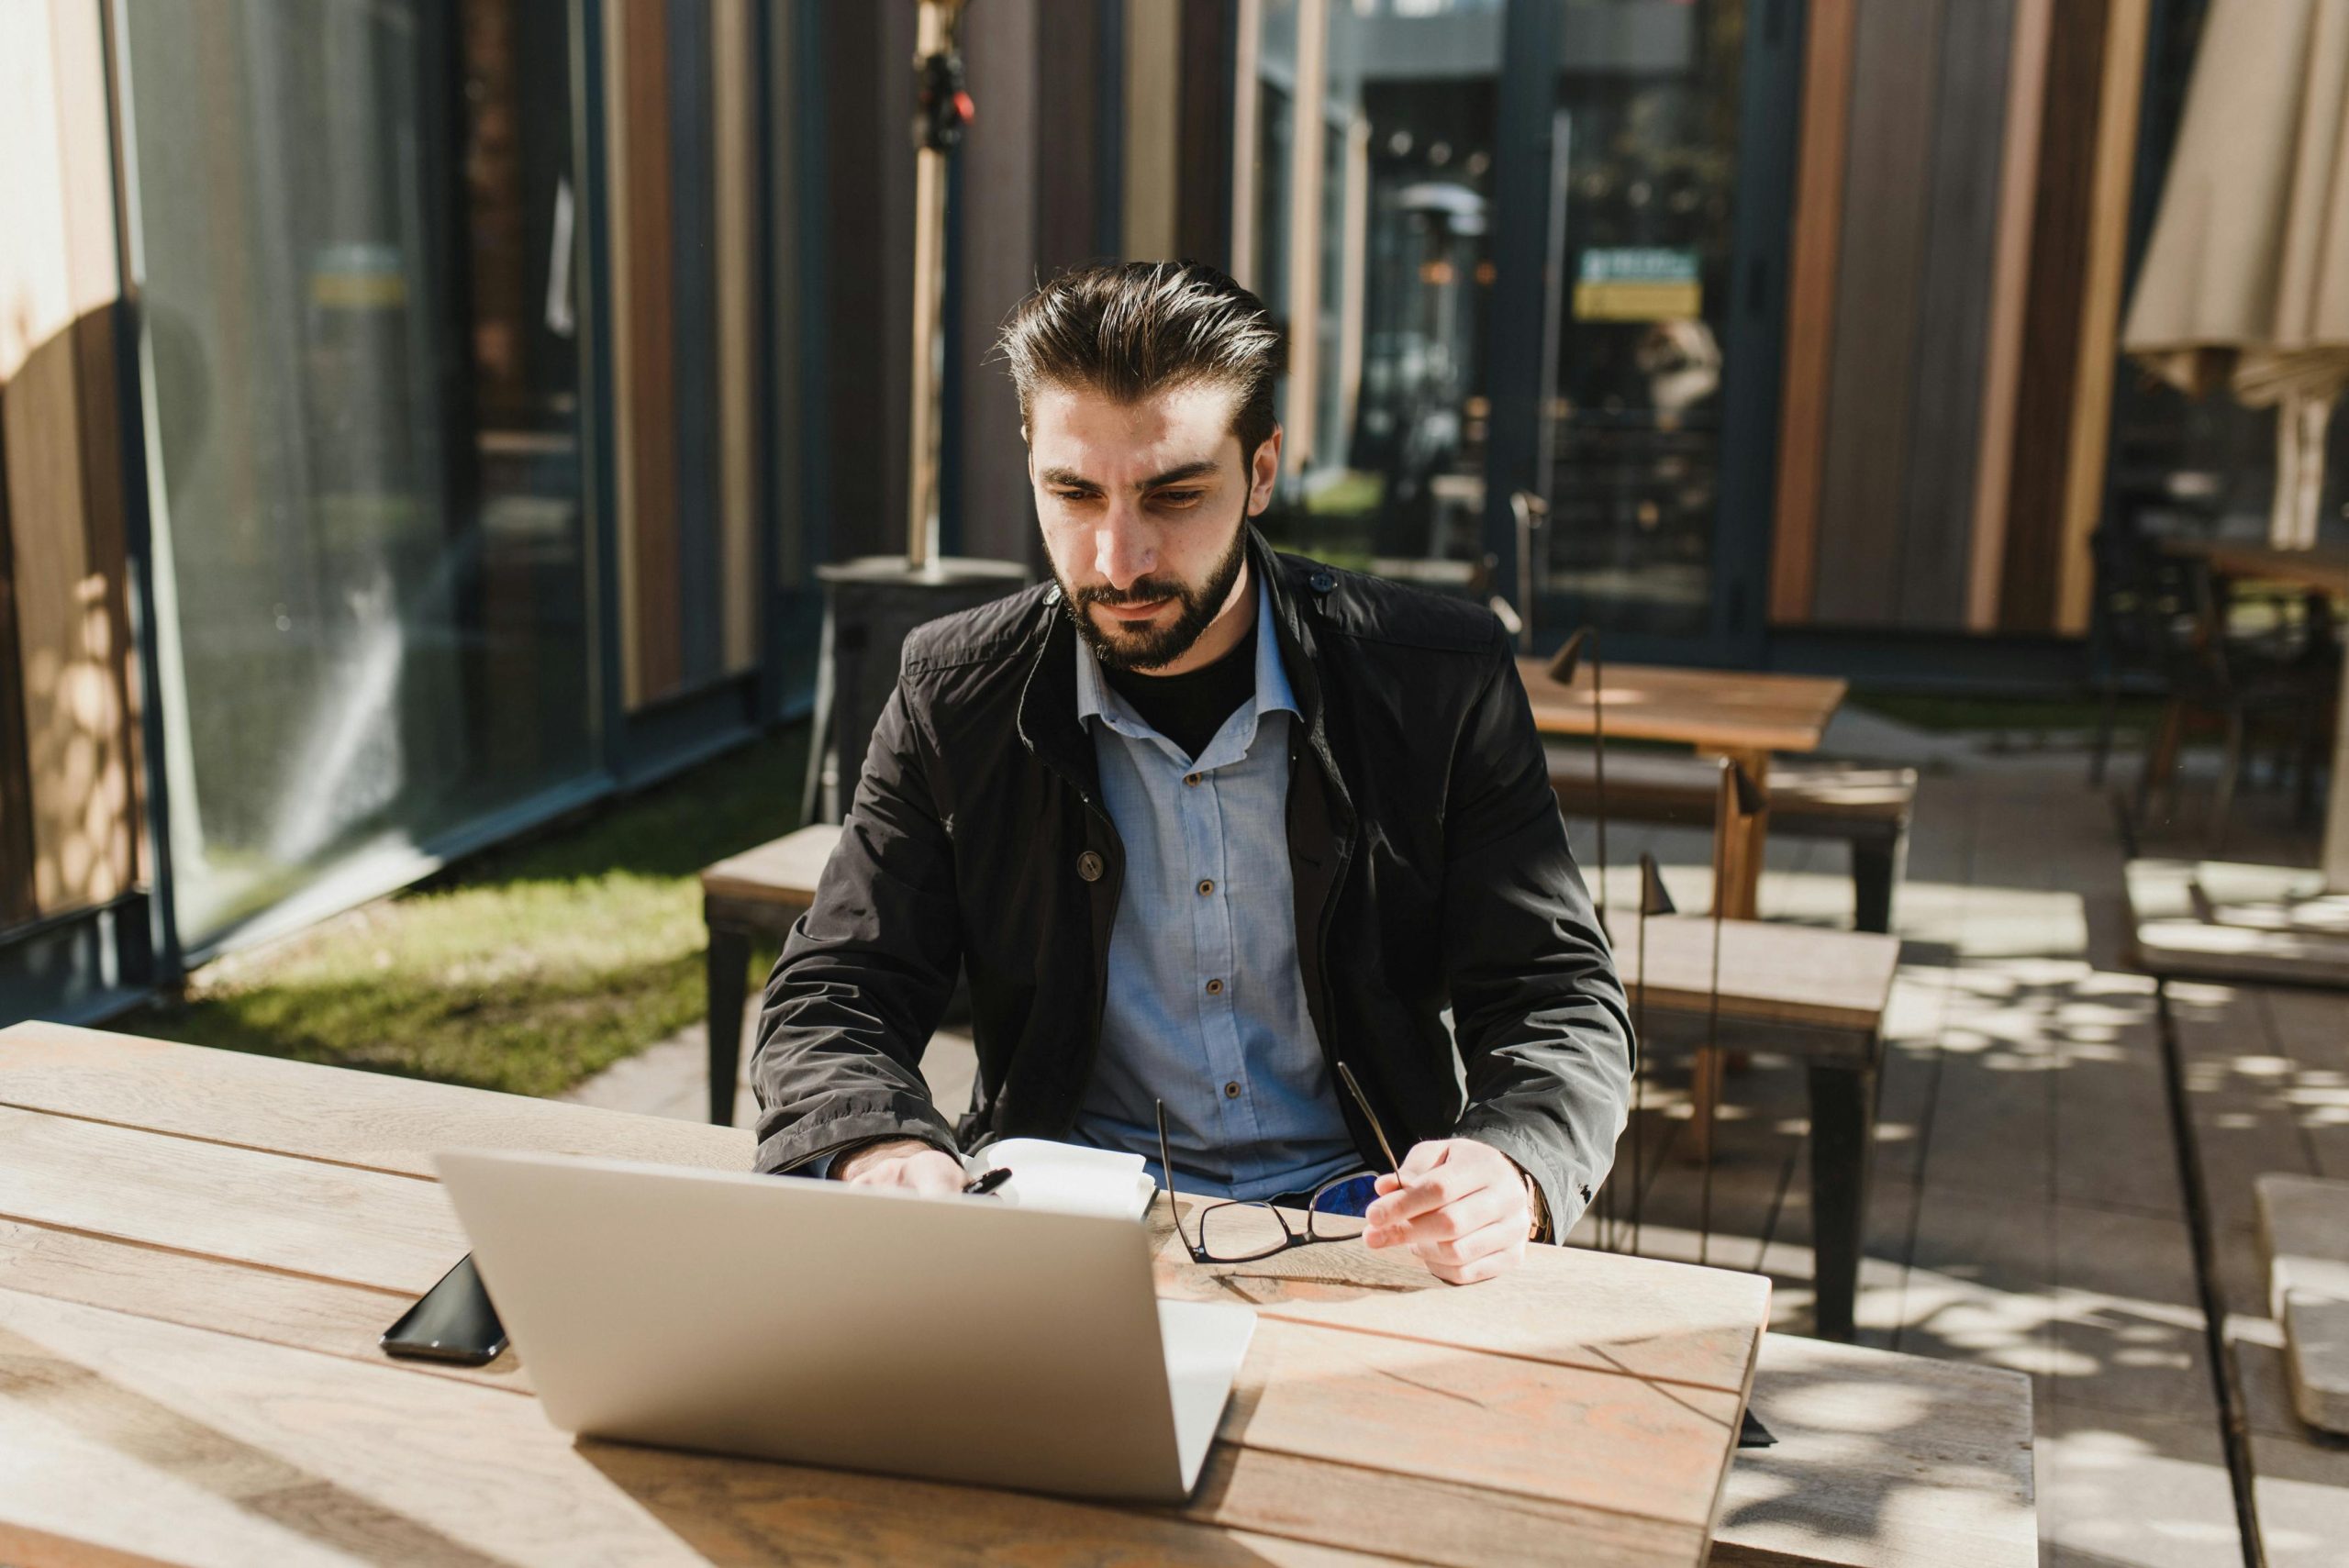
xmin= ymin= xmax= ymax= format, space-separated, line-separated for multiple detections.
xmin=751 ymin=532 xmax=1633 ymax=1234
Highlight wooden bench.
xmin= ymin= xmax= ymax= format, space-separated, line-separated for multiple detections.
xmin=1550 ymin=747 xmax=1918 ymax=933
xmin=700 ymin=824 xmax=841 ymax=1126
xmin=1618 ymin=915 xmax=1901 ymax=1341
xmin=1716 ymin=1332 xmax=2037 ymax=1567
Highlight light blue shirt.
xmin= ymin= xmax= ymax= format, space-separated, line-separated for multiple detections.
xmin=1070 ymin=583 xmax=1362 ymax=1202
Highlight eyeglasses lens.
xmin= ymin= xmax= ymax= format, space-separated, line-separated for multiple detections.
xmin=1196 ymin=1202 xmax=1294 ymax=1262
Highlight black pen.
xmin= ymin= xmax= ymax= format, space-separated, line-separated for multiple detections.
xmin=962 ymin=1166 xmax=1011 ymax=1196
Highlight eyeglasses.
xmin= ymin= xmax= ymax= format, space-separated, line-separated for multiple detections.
xmin=1156 ymin=1061 xmax=1400 ymax=1265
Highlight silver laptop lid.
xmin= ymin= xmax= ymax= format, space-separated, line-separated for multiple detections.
xmin=435 ymin=1150 xmax=1217 ymax=1500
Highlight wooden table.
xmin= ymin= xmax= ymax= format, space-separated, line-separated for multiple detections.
xmin=0 ymin=1022 xmax=1769 ymax=1567
xmin=2168 ymin=541 xmax=2349 ymax=891
xmin=1518 ymin=659 xmax=1850 ymax=920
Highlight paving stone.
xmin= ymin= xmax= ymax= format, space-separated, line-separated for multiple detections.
xmin=2040 ymin=1406 xmax=2244 ymax=1568
xmin=2249 ymin=1429 xmax=2349 ymax=1568
xmin=2049 ymin=1204 xmax=2215 ymax=1423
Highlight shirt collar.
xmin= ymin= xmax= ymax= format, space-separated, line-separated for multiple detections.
xmin=1074 ymin=574 xmax=1297 ymax=733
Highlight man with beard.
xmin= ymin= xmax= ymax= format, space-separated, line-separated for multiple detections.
xmin=751 ymin=262 xmax=1631 ymax=1284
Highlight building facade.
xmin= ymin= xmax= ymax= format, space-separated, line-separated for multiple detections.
xmin=0 ymin=0 xmax=2299 ymax=1023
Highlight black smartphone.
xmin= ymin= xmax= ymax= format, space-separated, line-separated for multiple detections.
xmin=381 ymin=1252 xmax=508 ymax=1366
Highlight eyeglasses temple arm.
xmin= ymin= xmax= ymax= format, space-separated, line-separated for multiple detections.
xmin=1335 ymin=1061 xmax=1401 ymax=1173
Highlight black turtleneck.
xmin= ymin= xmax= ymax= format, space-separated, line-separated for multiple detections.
xmin=1100 ymin=617 xmax=1259 ymax=762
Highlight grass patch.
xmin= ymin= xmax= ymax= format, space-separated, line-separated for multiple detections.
xmin=117 ymin=727 xmax=808 ymax=1098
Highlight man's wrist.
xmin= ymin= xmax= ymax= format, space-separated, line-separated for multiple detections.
xmin=829 ymin=1134 xmax=949 ymax=1180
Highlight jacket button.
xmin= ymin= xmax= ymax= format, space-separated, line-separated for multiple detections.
xmin=1197 ymin=879 xmax=1215 ymax=896
xmin=1077 ymin=851 xmax=1105 ymax=882
xmin=1308 ymin=569 xmax=1336 ymax=594
xmin=1224 ymin=1081 xmax=1241 ymax=1099
xmin=1205 ymin=977 xmax=1225 ymax=995
xmin=1184 ymin=773 xmax=1202 ymax=787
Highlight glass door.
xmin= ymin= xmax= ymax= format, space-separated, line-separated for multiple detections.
xmin=1235 ymin=0 xmax=1798 ymax=662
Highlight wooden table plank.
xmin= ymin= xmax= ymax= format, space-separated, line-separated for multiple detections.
xmin=0 ymin=1284 xmax=1410 ymax=1568
xmin=1226 ymin=1317 xmax=1742 ymax=1529
xmin=0 ymin=1106 xmax=468 ymax=1295
xmin=1518 ymin=659 xmax=1849 ymax=755
xmin=0 ymin=1022 xmax=754 ymax=1179
xmin=0 ymin=1218 xmax=1698 ymax=1566
xmin=0 ymin=1217 xmax=527 ymax=1394
xmin=1150 ymin=1205 xmax=1769 ymax=1396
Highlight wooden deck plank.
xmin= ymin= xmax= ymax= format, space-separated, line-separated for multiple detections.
xmin=0 ymin=1022 xmax=754 ymax=1179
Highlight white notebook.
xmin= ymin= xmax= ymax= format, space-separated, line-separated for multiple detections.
xmin=963 ymin=1139 xmax=1158 ymax=1221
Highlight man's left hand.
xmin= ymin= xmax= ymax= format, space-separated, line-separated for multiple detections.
xmin=1362 ymin=1139 xmax=1531 ymax=1284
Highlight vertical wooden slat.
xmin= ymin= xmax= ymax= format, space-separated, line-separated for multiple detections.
xmin=1896 ymin=0 xmax=2018 ymax=630
xmin=1766 ymin=0 xmax=1855 ymax=626
xmin=1175 ymin=0 xmax=1232 ymax=268
xmin=1809 ymin=0 xmax=1944 ymax=626
xmin=0 ymin=0 xmax=136 ymax=922
xmin=0 ymin=439 xmax=35 ymax=929
xmin=1967 ymin=0 xmax=2053 ymax=631
xmin=1122 ymin=0 xmax=1181 ymax=259
xmin=957 ymin=0 xmax=1043 ymax=567
xmin=608 ymin=0 xmax=682 ymax=706
xmin=1282 ymin=0 xmax=1327 ymax=474
xmin=1999 ymin=0 xmax=2110 ymax=633
xmin=1229 ymin=0 xmax=1262 ymax=289
xmin=711 ymin=0 xmax=759 ymax=673
xmin=2054 ymin=0 xmax=2149 ymax=634
xmin=1035 ymin=0 xmax=1105 ymax=274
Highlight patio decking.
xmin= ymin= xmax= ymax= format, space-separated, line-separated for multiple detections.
xmin=568 ymin=709 xmax=2349 ymax=1567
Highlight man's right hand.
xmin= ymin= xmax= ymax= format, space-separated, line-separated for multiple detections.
xmin=831 ymin=1137 xmax=966 ymax=1196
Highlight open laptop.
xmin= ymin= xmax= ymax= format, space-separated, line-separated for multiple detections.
xmin=433 ymin=1149 xmax=1255 ymax=1502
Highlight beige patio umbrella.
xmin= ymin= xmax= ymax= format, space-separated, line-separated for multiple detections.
xmin=2123 ymin=0 xmax=2349 ymax=548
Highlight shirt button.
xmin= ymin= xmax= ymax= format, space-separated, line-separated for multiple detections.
xmin=1205 ymin=977 xmax=1225 ymax=995
xmin=1184 ymin=773 xmax=1201 ymax=787
xmin=1197 ymin=879 xmax=1215 ymax=896
xmin=1076 ymin=851 xmax=1105 ymax=882
xmin=1223 ymin=1081 xmax=1241 ymax=1099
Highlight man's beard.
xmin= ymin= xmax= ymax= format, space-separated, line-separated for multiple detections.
xmin=1057 ymin=522 xmax=1251 ymax=673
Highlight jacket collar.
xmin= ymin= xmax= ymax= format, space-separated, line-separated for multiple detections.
xmin=1017 ymin=527 xmax=1353 ymax=824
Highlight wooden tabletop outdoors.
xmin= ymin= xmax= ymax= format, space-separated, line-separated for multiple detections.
xmin=0 ymin=1022 xmax=1767 ymax=1568
xmin=2160 ymin=537 xmax=2349 ymax=597
xmin=1515 ymin=658 xmax=1850 ymax=758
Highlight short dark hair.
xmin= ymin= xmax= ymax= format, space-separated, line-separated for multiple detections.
xmin=995 ymin=261 xmax=1280 ymax=460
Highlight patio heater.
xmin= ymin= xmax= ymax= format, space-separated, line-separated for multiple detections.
xmin=804 ymin=0 xmax=1029 ymax=825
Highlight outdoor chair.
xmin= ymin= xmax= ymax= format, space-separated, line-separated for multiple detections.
xmin=2090 ymin=517 xmax=2335 ymax=847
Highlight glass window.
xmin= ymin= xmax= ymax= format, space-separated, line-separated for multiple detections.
xmin=1242 ymin=0 xmax=1507 ymax=591
xmin=1240 ymin=0 xmax=1750 ymax=639
xmin=119 ymin=1 xmax=596 ymax=950
xmin=1536 ymin=0 xmax=1743 ymax=639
